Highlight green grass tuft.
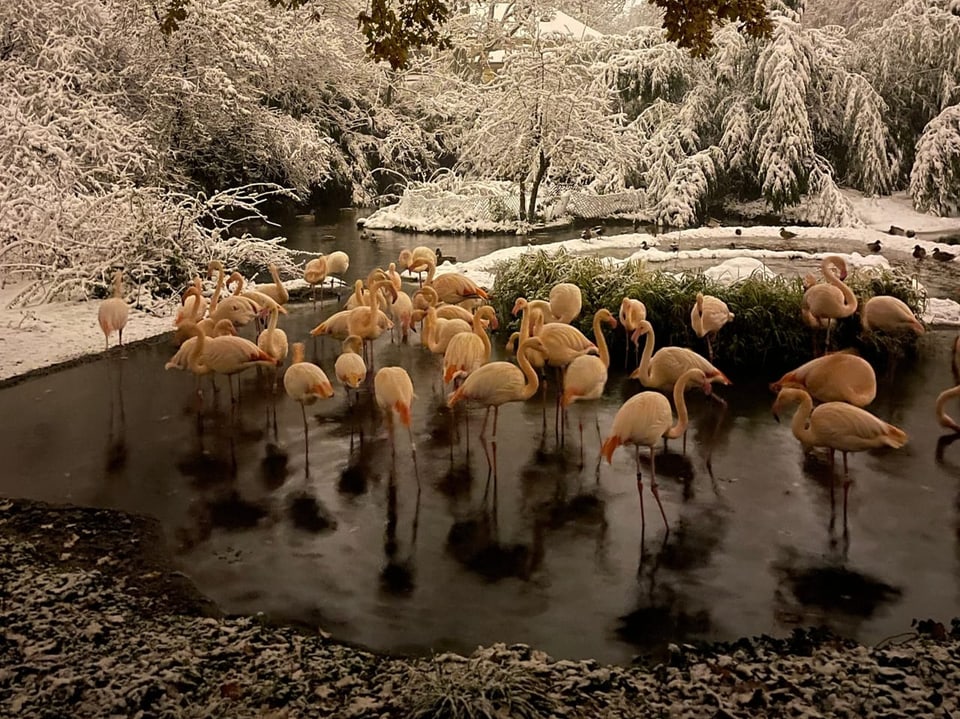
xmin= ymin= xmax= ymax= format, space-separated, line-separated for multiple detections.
xmin=491 ymin=249 xmax=925 ymax=376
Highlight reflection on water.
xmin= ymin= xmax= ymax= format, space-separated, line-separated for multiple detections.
xmin=1 ymin=211 xmax=959 ymax=663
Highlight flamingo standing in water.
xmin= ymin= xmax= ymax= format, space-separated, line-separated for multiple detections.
xmin=690 ymin=292 xmax=734 ymax=363
xmin=174 ymin=276 xmax=207 ymax=327
xmin=770 ymin=352 xmax=876 ymax=407
xmin=284 ymin=342 xmax=335 ymax=444
xmin=98 ymin=270 xmax=129 ymax=350
xmin=257 ymin=305 xmax=289 ymax=392
xmin=335 ymin=335 xmax=367 ymax=406
xmin=375 ymin=366 xmax=418 ymax=471
xmin=447 ymin=336 xmax=546 ymax=440
xmin=801 ymin=255 xmax=858 ymax=353
xmin=630 ymin=319 xmax=731 ymax=391
xmin=547 ymin=282 xmax=582 ymax=324
xmin=562 ymin=308 xmax=617 ymax=462
xmin=619 ymin=297 xmax=647 ymax=367
xmin=255 ymin=263 xmax=289 ymax=306
xmin=601 ymin=367 xmax=713 ymax=537
xmin=772 ymin=386 xmax=908 ymax=524
xmin=304 ymin=256 xmax=328 ymax=307
xmin=443 ymin=305 xmax=498 ymax=385
xmin=936 ymin=335 xmax=960 ymax=432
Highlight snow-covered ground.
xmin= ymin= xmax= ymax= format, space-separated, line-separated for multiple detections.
xmin=2 ymin=197 xmax=959 ymax=384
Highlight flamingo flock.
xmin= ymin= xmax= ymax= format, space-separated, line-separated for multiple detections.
xmin=89 ymin=246 xmax=956 ymax=545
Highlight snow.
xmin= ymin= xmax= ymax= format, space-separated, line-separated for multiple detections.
xmin=2 ymin=194 xmax=959 ymax=384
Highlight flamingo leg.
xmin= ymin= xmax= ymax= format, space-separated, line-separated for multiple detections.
xmin=635 ymin=446 xmax=646 ymax=539
xmin=578 ymin=412 xmax=584 ymax=468
xmin=492 ymin=406 xmax=500 ymax=439
xmin=480 ymin=406 xmax=491 ymax=438
xmin=649 ymin=447 xmax=669 ymax=534
xmin=706 ymin=335 xmax=714 ymax=364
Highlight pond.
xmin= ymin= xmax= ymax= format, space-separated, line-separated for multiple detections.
xmin=2 ymin=209 xmax=959 ymax=664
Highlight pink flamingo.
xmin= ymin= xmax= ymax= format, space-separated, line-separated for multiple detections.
xmin=771 ymin=352 xmax=876 ymax=407
xmin=601 ymin=367 xmax=713 ymax=537
xmin=98 ymin=270 xmax=129 ymax=350
xmin=690 ymin=292 xmax=734 ymax=362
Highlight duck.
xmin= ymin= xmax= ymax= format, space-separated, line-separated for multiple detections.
xmin=669 ymin=241 xmax=680 ymax=252
xmin=592 ymin=225 xmax=605 ymax=237
xmin=888 ymin=225 xmax=906 ymax=236
xmin=779 ymin=227 xmax=797 ymax=240
xmin=580 ymin=228 xmax=593 ymax=240
xmin=913 ymin=245 xmax=927 ymax=260
xmin=866 ymin=239 xmax=882 ymax=253
xmin=933 ymin=248 xmax=956 ymax=262
xmin=435 ymin=247 xmax=457 ymax=264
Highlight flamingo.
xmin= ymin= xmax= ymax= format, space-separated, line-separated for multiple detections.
xmin=284 ymin=341 xmax=335 ymax=444
xmin=690 ymin=292 xmax=734 ymax=362
xmin=619 ymin=297 xmax=647 ymax=366
xmin=174 ymin=320 xmax=276 ymax=404
xmin=512 ymin=297 xmax=560 ymax=324
xmin=398 ymin=246 xmax=436 ymax=286
xmin=348 ymin=278 xmax=397 ymax=366
xmin=446 ymin=336 xmax=546 ymax=440
xmin=166 ymin=319 xmax=237 ymax=375
xmin=936 ymin=336 xmax=960 ymax=432
xmin=174 ymin=276 xmax=207 ymax=327
xmin=423 ymin=306 xmax=472 ymax=355
xmin=630 ymin=319 xmax=731 ymax=392
xmin=304 ymin=256 xmax=328 ymax=307
xmin=548 ymin=282 xmax=582 ymax=324
xmin=257 ymin=305 xmax=289 ymax=391
xmin=562 ymin=308 xmax=617 ymax=461
xmin=415 ymin=286 xmax=477 ymax=324
xmin=443 ymin=305 xmax=498 ymax=384
xmin=406 ymin=252 xmax=488 ymax=306
xmin=861 ymin=296 xmax=924 ymax=335
xmin=801 ymin=255 xmax=858 ymax=352
xmin=255 ymin=263 xmax=289 ymax=306
xmin=390 ymin=286 xmax=415 ymax=342
xmin=228 ymin=271 xmax=286 ymax=326
xmin=771 ymin=352 xmax=876 ymax=407
xmin=601 ymin=367 xmax=713 ymax=536
xmin=98 ymin=270 xmax=129 ymax=350
xmin=335 ymin=335 xmax=367 ymax=402
xmin=772 ymin=386 xmax=908 ymax=524
xmin=207 ymin=262 xmax=259 ymax=330
xmin=375 ymin=366 xmax=417 ymax=466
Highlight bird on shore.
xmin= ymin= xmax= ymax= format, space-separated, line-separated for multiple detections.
xmin=888 ymin=225 xmax=906 ymax=236
xmin=690 ymin=292 xmax=734 ymax=363
xmin=866 ymin=240 xmax=882 ymax=253
xmin=580 ymin=228 xmax=593 ymax=240
xmin=98 ymin=270 xmax=129 ymax=351
xmin=861 ymin=296 xmax=924 ymax=336
xmin=913 ymin=245 xmax=927 ymax=260
xmin=780 ymin=227 xmax=798 ymax=240
xmin=933 ymin=248 xmax=956 ymax=262
xmin=801 ymin=256 xmax=858 ymax=352
xmin=375 ymin=366 xmax=417 ymax=467
xmin=435 ymin=247 xmax=457 ymax=264
xmin=669 ymin=241 xmax=680 ymax=252
xmin=735 ymin=228 xmax=742 ymax=236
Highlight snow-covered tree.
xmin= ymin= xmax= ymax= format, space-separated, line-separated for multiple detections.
xmin=910 ymin=104 xmax=960 ymax=216
xmin=456 ymin=34 xmax=641 ymax=219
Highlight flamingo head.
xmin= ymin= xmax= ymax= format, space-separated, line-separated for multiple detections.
xmin=511 ymin=297 xmax=527 ymax=317
xmin=398 ymin=249 xmax=412 ymax=270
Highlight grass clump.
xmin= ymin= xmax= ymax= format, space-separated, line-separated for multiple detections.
xmin=397 ymin=655 xmax=556 ymax=719
xmin=491 ymin=249 xmax=925 ymax=376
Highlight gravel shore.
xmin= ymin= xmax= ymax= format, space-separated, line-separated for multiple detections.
xmin=2 ymin=497 xmax=959 ymax=718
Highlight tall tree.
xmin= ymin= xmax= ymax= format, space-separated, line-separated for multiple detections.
xmin=455 ymin=34 xmax=641 ymax=220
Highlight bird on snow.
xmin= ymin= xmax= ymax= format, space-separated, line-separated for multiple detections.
xmin=779 ymin=227 xmax=798 ymax=240
xmin=669 ymin=241 xmax=680 ymax=252
xmin=913 ymin=245 xmax=927 ymax=260
xmin=580 ymin=228 xmax=593 ymax=240
xmin=866 ymin=240 xmax=882 ymax=253
xmin=933 ymin=248 xmax=957 ymax=262
xmin=888 ymin=225 xmax=906 ymax=236
xmin=735 ymin=228 xmax=742 ymax=236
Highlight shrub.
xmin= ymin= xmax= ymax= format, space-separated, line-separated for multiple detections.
xmin=492 ymin=249 xmax=924 ymax=376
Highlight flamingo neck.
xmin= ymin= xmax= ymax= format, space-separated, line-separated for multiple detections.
xmin=936 ymin=385 xmax=960 ymax=430
xmin=823 ymin=258 xmax=858 ymax=311
xmin=187 ymin=325 xmax=208 ymax=374
xmin=517 ymin=341 xmax=541 ymax=400
xmin=593 ymin=312 xmax=611 ymax=368
xmin=473 ymin=309 xmax=492 ymax=360
xmin=665 ymin=368 xmax=699 ymax=439
xmin=635 ymin=320 xmax=655 ymax=384
xmin=425 ymin=307 xmax=440 ymax=351
xmin=424 ymin=259 xmax=437 ymax=285
xmin=787 ymin=390 xmax=815 ymax=445
xmin=267 ymin=306 xmax=278 ymax=334
xmin=209 ymin=268 xmax=224 ymax=313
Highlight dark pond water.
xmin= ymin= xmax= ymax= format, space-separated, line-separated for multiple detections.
xmin=2 ymin=210 xmax=959 ymax=664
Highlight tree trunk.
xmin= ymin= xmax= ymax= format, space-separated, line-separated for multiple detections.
xmin=527 ymin=150 xmax=550 ymax=221
xmin=518 ymin=180 xmax=526 ymax=221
